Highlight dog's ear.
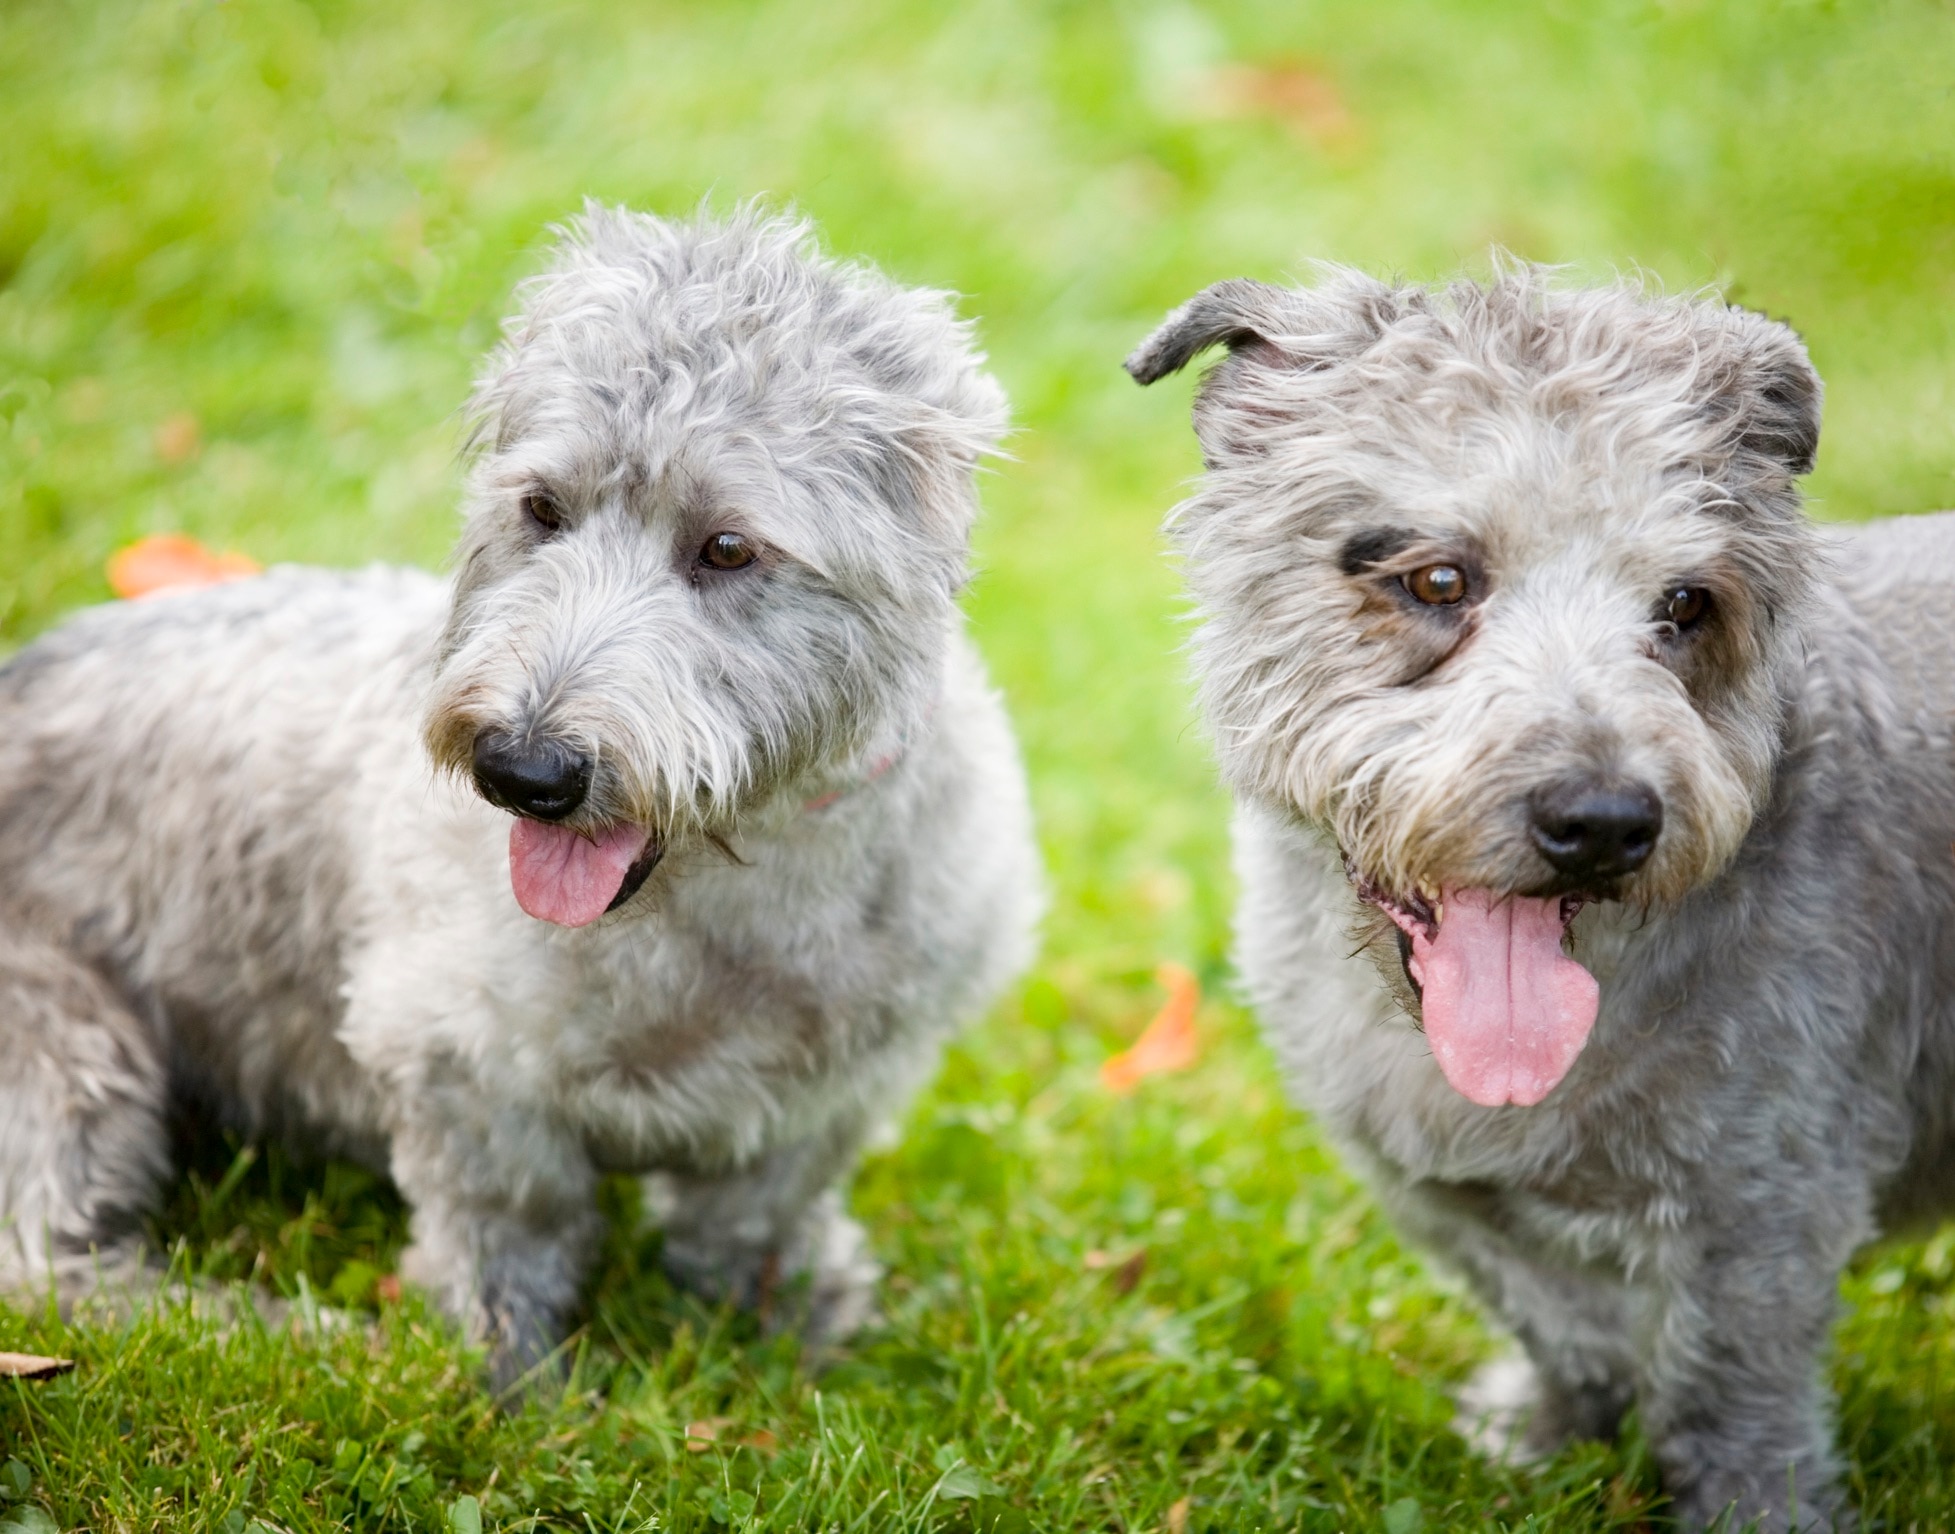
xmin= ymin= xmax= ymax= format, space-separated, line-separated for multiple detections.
xmin=833 ymin=346 xmax=1007 ymax=602
xmin=1126 ymin=274 xmax=1402 ymax=467
xmin=1721 ymin=310 xmax=1823 ymax=479
xmin=1123 ymin=279 xmax=1302 ymax=385
xmin=874 ymin=382 xmax=1008 ymax=553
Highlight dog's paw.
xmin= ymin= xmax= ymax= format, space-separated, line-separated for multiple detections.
xmin=1455 ymin=1352 xmax=1631 ymax=1463
xmin=1671 ymin=1483 xmax=1847 ymax=1533
xmin=1455 ymin=1354 xmax=1556 ymax=1464
xmin=21 ymin=1245 xmax=365 ymax=1346
xmin=1666 ymin=1455 xmax=1848 ymax=1533
xmin=793 ymin=1206 xmax=881 ymax=1349
xmin=19 ymin=1242 xmax=161 ymax=1325
xmin=659 ymin=1191 xmax=882 ymax=1348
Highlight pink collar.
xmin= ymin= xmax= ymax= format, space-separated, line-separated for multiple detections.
xmin=802 ymin=701 xmax=934 ymax=813
xmin=803 ymin=747 xmax=903 ymax=813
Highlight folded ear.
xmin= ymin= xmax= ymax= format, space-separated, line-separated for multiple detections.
xmin=861 ymin=379 xmax=1009 ymax=557
xmin=1723 ymin=309 xmax=1822 ymax=478
xmin=847 ymin=301 xmax=1010 ymax=563
xmin=1126 ymin=273 xmax=1406 ymax=467
xmin=1123 ymin=279 xmax=1303 ymax=384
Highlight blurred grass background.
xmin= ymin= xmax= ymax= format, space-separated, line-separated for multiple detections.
xmin=2 ymin=1 xmax=1954 ymax=1530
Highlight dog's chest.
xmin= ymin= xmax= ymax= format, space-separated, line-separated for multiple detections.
xmin=540 ymin=908 xmax=911 ymax=1174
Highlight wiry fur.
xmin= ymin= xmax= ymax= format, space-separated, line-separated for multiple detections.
xmin=0 ymin=205 xmax=1041 ymax=1387
xmin=1132 ymin=263 xmax=1955 ymax=1530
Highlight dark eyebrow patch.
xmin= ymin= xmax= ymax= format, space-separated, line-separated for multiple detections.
xmin=1336 ymin=526 xmax=1418 ymax=576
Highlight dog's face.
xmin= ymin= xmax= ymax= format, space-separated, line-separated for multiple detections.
xmin=1132 ymin=269 xmax=1822 ymax=1104
xmin=425 ymin=206 xmax=1005 ymax=926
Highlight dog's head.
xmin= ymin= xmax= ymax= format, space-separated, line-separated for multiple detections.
xmin=425 ymin=203 xmax=1006 ymax=926
xmin=1131 ymin=264 xmax=1821 ymax=1104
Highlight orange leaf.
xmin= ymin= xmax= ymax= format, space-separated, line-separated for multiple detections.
xmin=152 ymin=411 xmax=202 ymax=465
xmin=107 ymin=534 xmax=261 ymax=600
xmin=684 ymin=1417 xmax=735 ymax=1452
xmin=1100 ymin=963 xmax=1201 ymax=1094
xmin=1083 ymin=1247 xmax=1148 ymax=1292
xmin=1194 ymin=60 xmax=1358 ymax=149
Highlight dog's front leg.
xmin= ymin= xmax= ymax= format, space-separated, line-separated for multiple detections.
xmin=1380 ymin=1175 xmax=1640 ymax=1458
xmin=388 ymin=1104 xmax=603 ymax=1394
xmin=1639 ymin=1201 xmax=1861 ymax=1532
xmin=654 ymin=1113 xmax=880 ymax=1347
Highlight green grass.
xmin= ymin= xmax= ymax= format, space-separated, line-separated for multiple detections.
xmin=4 ymin=0 xmax=1955 ymax=1528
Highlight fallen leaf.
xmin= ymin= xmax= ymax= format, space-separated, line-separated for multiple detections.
xmin=1083 ymin=1248 xmax=1148 ymax=1294
xmin=684 ymin=1417 xmax=735 ymax=1452
xmin=1167 ymin=1495 xmax=1191 ymax=1534
xmin=0 ymin=1353 xmax=74 ymax=1381
xmin=1100 ymin=962 xmax=1202 ymax=1093
xmin=107 ymin=533 xmax=261 ymax=599
xmin=1195 ymin=60 xmax=1357 ymax=148
xmin=374 ymin=1274 xmax=403 ymax=1304
xmin=740 ymin=1429 xmax=779 ymax=1454
xmin=153 ymin=411 xmax=202 ymax=465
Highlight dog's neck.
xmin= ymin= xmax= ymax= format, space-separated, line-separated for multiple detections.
xmin=802 ymin=744 xmax=904 ymax=813
xmin=802 ymin=695 xmax=940 ymax=814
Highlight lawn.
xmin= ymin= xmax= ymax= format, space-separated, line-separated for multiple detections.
xmin=3 ymin=1 xmax=1955 ymax=1529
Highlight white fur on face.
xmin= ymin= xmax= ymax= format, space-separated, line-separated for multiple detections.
xmin=1135 ymin=264 xmax=1821 ymax=905
xmin=425 ymin=203 xmax=1010 ymax=836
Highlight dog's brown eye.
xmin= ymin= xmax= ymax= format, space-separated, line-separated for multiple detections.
xmin=1663 ymin=586 xmax=1709 ymax=629
xmin=522 ymin=492 xmax=564 ymax=533
xmin=1404 ymin=564 xmax=1467 ymax=606
xmin=700 ymin=532 xmax=756 ymax=571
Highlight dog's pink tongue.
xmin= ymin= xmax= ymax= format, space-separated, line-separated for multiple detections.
xmin=507 ymin=820 xmax=649 ymax=927
xmin=1407 ymin=888 xmax=1599 ymax=1107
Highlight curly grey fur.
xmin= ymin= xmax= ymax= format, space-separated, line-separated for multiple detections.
xmin=0 ymin=205 xmax=1041 ymax=1388
xmin=1133 ymin=262 xmax=1955 ymax=1530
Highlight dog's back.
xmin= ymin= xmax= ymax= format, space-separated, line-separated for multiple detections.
xmin=1829 ymin=510 xmax=1955 ymax=1217
xmin=1834 ymin=510 xmax=1955 ymax=715
xmin=0 ymin=566 xmax=443 ymax=1151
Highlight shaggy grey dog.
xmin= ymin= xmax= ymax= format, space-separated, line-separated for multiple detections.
xmin=1129 ymin=265 xmax=1955 ymax=1530
xmin=0 ymin=206 xmax=1040 ymax=1386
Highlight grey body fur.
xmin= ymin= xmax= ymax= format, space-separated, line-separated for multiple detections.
xmin=0 ymin=207 xmax=1041 ymax=1385
xmin=1130 ymin=266 xmax=1955 ymax=1529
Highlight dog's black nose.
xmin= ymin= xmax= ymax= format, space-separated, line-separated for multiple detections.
xmin=1529 ymin=779 xmax=1663 ymax=884
xmin=471 ymin=729 xmax=590 ymax=822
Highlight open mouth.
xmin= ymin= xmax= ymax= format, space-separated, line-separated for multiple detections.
xmin=507 ymin=818 xmax=664 ymax=927
xmin=606 ymin=837 xmax=665 ymax=912
xmin=1348 ymin=861 xmax=1601 ymax=1109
